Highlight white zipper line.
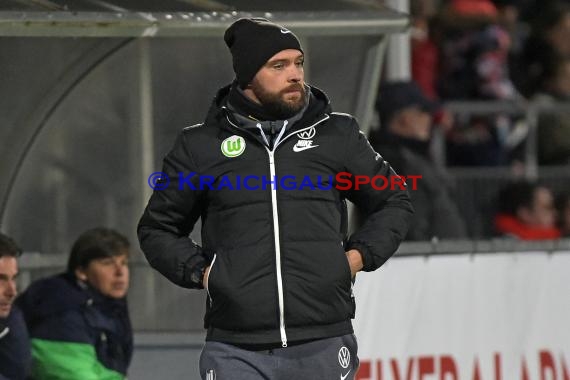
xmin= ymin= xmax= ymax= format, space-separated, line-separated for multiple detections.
xmin=205 ymin=254 xmax=217 ymax=307
xmin=267 ymin=149 xmax=288 ymax=347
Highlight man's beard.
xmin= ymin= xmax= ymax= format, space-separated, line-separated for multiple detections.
xmin=251 ymin=81 xmax=308 ymax=120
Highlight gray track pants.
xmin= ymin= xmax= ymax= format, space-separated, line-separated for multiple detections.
xmin=199 ymin=334 xmax=359 ymax=380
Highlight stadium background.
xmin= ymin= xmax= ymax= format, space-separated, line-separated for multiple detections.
xmin=1 ymin=0 xmax=568 ymax=378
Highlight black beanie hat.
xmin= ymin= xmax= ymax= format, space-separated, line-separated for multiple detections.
xmin=224 ymin=17 xmax=303 ymax=87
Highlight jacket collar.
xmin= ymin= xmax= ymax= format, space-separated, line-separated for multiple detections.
xmin=205 ymin=82 xmax=331 ymax=133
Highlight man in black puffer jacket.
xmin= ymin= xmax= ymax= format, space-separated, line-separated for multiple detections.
xmin=138 ymin=17 xmax=413 ymax=380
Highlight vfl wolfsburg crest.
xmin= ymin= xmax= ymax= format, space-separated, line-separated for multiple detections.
xmin=221 ymin=135 xmax=246 ymax=157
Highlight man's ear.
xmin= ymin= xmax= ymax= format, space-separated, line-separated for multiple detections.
xmin=75 ymin=267 xmax=88 ymax=282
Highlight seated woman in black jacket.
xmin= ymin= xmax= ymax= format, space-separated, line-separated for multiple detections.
xmin=17 ymin=227 xmax=132 ymax=380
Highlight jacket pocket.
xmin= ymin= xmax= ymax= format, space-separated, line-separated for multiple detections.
xmin=341 ymin=245 xmax=357 ymax=319
xmin=204 ymin=246 xmax=277 ymax=331
xmin=340 ymin=242 xmax=352 ymax=282
xmin=284 ymin=241 xmax=354 ymax=327
xmin=205 ymin=253 xmax=218 ymax=306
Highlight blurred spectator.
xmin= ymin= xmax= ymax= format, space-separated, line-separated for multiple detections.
xmin=17 ymin=228 xmax=132 ymax=380
xmin=437 ymin=0 xmax=524 ymax=166
xmin=534 ymin=57 xmax=570 ymax=165
xmin=410 ymin=1 xmax=441 ymax=100
xmin=494 ymin=181 xmax=561 ymax=239
xmin=492 ymin=0 xmax=528 ymax=55
xmin=555 ymin=192 xmax=570 ymax=237
xmin=370 ymin=81 xmax=468 ymax=241
xmin=410 ymin=1 xmax=456 ymax=132
xmin=513 ymin=2 xmax=570 ymax=97
xmin=0 ymin=233 xmax=31 ymax=380
xmin=438 ymin=0 xmax=515 ymax=100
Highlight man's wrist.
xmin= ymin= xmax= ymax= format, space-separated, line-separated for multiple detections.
xmin=346 ymin=249 xmax=364 ymax=275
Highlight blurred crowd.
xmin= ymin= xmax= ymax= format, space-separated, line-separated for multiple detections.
xmin=405 ymin=0 xmax=570 ymax=167
xmin=371 ymin=0 xmax=570 ymax=241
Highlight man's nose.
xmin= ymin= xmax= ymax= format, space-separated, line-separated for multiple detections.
xmin=288 ymin=66 xmax=303 ymax=82
xmin=5 ymin=280 xmax=17 ymax=298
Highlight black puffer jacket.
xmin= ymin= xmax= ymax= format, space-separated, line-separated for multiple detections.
xmin=370 ymin=131 xmax=467 ymax=241
xmin=138 ymin=84 xmax=413 ymax=346
xmin=0 ymin=306 xmax=31 ymax=380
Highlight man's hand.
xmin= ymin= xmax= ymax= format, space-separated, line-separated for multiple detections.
xmin=202 ymin=266 xmax=211 ymax=289
xmin=345 ymin=249 xmax=363 ymax=278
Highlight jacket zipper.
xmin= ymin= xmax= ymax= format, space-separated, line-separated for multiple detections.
xmin=266 ymin=149 xmax=288 ymax=347
xmin=226 ymin=113 xmax=331 ymax=348
xmin=268 ymin=115 xmax=330 ymax=348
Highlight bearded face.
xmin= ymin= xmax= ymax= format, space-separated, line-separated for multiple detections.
xmin=250 ymin=79 xmax=307 ymax=119
xmin=244 ymin=49 xmax=308 ymax=119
